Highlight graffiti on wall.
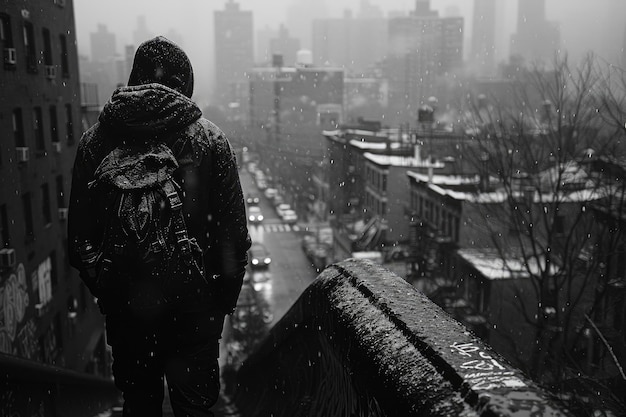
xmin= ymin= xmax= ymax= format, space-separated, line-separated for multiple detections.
xmin=0 ymin=264 xmax=31 ymax=356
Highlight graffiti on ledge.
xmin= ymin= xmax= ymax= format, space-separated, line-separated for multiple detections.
xmin=450 ymin=342 xmax=527 ymax=391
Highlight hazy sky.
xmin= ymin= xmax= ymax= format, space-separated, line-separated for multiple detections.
xmin=73 ymin=0 xmax=624 ymax=104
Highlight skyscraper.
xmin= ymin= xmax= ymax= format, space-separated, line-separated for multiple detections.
xmin=89 ymin=23 xmax=116 ymax=63
xmin=470 ymin=0 xmax=496 ymax=76
xmin=312 ymin=8 xmax=387 ymax=74
xmin=510 ymin=0 xmax=560 ymax=65
xmin=133 ymin=16 xmax=152 ymax=48
xmin=269 ymin=25 xmax=300 ymax=67
xmin=214 ymin=0 xmax=253 ymax=109
xmin=386 ymin=0 xmax=463 ymax=124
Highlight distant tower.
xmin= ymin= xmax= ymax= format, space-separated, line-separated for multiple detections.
xmin=510 ymin=0 xmax=560 ymax=65
xmin=269 ymin=25 xmax=300 ymax=67
xmin=386 ymin=1 xmax=463 ymax=124
xmin=412 ymin=0 xmax=438 ymax=17
xmin=471 ymin=0 xmax=496 ymax=76
xmin=285 ymin=0 xmax=329 ymax=50
xmin=133 ymin=16 xmax=152 ymax=46
xmin=214 ymin=0 xmax=253 ymax=109
xmin=90 ymin=24 xmax=116 ymax=63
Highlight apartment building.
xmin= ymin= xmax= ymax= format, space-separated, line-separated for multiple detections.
xmin=0 ymin=0 xmax=107 ymax=377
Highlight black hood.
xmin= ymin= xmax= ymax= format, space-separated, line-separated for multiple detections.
xmin=127 ymin=36 xmax=194 ymax=98
xmin=99 ymin=83 xmax=202 ymax=136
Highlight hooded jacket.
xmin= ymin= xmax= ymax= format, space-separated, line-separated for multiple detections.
xmin=68 ymin=37 xmax=251 ymax=314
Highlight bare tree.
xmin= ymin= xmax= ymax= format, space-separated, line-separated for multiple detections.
xmin=462 ymin=54 xmax=626 ymax=414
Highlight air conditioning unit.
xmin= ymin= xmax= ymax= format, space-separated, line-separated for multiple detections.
xmin=52 ymin=141 xmax=62 ymax=153
xmin=3 ymin=48 xmax=17 ymax=65
xmin=45 ymin=65 xmax=56 ymax=79
xmin=53 ymin=0 xmax=66 ymax=6
xmin=58 ymin=207 xmax=68 ymax=220
xmin=16 ymin=147 xmax=29 ymax=163
xmin=0 ymin=248 xmax=16 ymax=269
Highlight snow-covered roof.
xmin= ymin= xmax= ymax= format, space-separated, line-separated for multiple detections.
xmin=364 ymin=152 xmax=444 ymax=168
xmin=407 ymin=171 xmax=479 ymax=186
xmin=457 ymin=248 xmax=558 ymax=280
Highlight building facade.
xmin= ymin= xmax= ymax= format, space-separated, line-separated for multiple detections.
xmin=269 ymin=24 xmax=300 ymax=68
xmin=470 ymin=0 xmax=496 ymax=76
xmin=249 ymin=65 xmax=344 ymax=130
xmin=386 ymin=0 xmax=463 ymax=125
xmin=214 ymin=0 xmax=253 ymax=111
xmin=0 ymin=0 xmax=108 ymax=378
xmin=311 ymin=12 xmax=387 ymax=76
xmin=510 ymin=0 xmax=560 ymax=65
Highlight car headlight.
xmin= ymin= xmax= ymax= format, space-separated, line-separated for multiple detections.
xmin=264 ymin=257 xmax=271 ymax=264
xmin=258 ymin=215 xmax=264 ymax=221
xmin=252 ymin=259 xmax=259 ymax=265
xmin=249 ymin=215 xmax=254 ymax=221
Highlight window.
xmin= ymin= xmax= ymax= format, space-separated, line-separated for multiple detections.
xmin=22 ymin=192 xmax=34 ymax=243
xmin=59 ymin=34 xmax=69 ymax=77
xmin=49 ymin=106 xmax=58 ymax=143
xmin=42 ymin=28 xmax=52 ymax=65
xmin=0 ymin=204 xmax=10 ymax=247
xmin=23 ymin=21 xmax=37 ymax=73
xmin=1 ymin=13 xmax=16 ymax=70
xmin=42 ymin=183 xmax=51 ymax=225
xmin=1 ymin=13 xmax=14 ymax=45
xmin=33 ymin=107 xmax=45 ymax=153
xmin=55 ymin=175 xmax=65 ymax=208
xmin=50 ymin=250 xmax=58 ymax=289
xmin=12 ymin=108 xmax=25 ymax=147
xmin=65 ymin=104 xmax=74 ymax=145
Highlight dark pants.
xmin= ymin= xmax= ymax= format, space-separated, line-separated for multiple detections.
xmin=106 ymin=309 xmax=225 ymax=417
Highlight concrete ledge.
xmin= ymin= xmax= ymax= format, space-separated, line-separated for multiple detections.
xmin=0 ymin=353 xmax=119 ymax=416
xmin=233 ymin=259 xmax=573 ymax=417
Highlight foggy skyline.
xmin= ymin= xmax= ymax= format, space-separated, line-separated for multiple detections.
xmin=74 ymin=0 xmax=626 ymax=104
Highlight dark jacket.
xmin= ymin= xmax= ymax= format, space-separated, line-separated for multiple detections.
xmin=68 ymin=37 xmax=251 ymax=315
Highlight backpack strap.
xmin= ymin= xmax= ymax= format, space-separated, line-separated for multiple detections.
xmin=162 ymin=178 xmax=207 ymax=284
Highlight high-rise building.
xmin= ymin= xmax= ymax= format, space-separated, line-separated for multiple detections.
xmin=89 ymin=23 xmax=116 ymax=63
xmin=385 ymin=0 xmax=463 ymax=124
xmin=0 ymin=0 xmax=109 ymax=393
xmin=269 ymin=25 xmax=300 ymax=67
xmin=312 ymin=8 xmax=387 ymax=74
xmin=133 ymin=15 xmax=152 ymax=47
xmin=214 ymin=0 xmax=253 ymax=110
xmin=470 ymin=0 xmax=496 ymax=76
xmin=285 ymin=0 xmax=329 ymax=50
xmin=255 ymin=25 xmax=277 ymax=65
xmin=510 ymin=0 xmax=560 ymax=65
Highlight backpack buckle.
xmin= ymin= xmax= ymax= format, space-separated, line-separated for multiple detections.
xmin=167 ymin=191 xmax=182 ymax=210
xmin=175 ymin=230 xmax=191 ymax=253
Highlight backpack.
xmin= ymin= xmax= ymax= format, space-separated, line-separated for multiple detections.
xmin=88 ymin=139 xmax=207 ymax=312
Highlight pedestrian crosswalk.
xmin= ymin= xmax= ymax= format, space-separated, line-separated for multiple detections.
xmin=248 ymin=223 xmax=300 ymax=233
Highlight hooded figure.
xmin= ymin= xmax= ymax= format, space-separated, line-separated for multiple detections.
xmin=68 ymin=36 xmax=251 ymax=416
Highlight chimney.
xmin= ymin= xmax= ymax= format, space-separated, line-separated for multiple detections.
xmin=413 ymin=144 xmax=421 ymax=163
xmin=427 ymin=156 xmax=434 ymax=183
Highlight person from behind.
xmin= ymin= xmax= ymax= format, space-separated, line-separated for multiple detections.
xmin=68 ymin=36 xmax=251 ymax=416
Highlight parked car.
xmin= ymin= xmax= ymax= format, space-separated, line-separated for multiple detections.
xmin=248 ymin=206 xmax=264 ymax=223
xmin=246 ymin=194 xmax=260 ymax=205
xmin=249 ymin=243 xmax=271 ymax=269
xmin=275 ymin=203 xmax=291 ymax=218
xmin=280 ymin=209 xmax=298 ymax=225
xmin=264 ymin=188 xmax=278 ymax=200
xmin=272 ymin=195 xmax=285 ymax=206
